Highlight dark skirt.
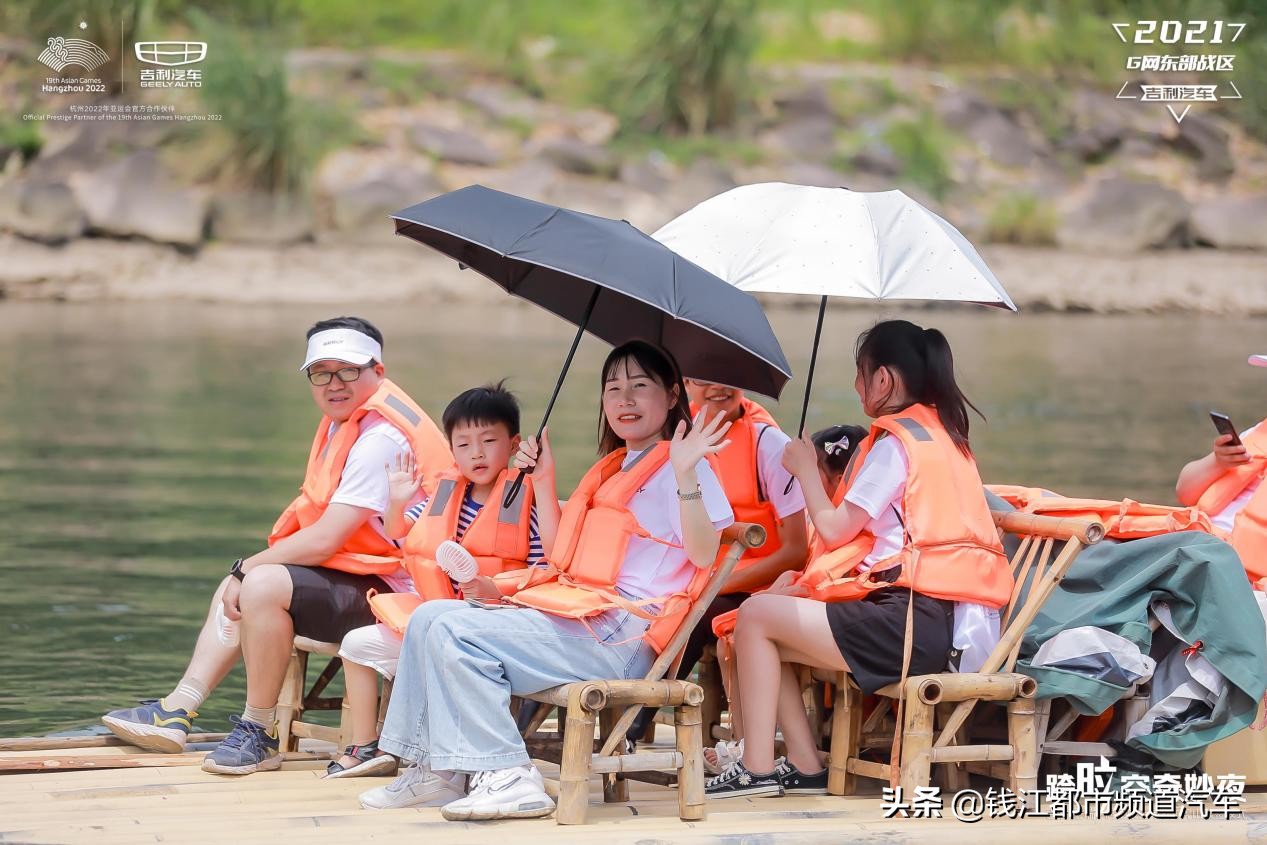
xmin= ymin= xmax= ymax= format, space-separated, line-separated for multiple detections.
xmin=825 ymin=587 xmax=954 ymax=695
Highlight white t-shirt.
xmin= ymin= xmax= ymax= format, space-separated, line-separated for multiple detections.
xmin=1210 ymin=423 xmax=1261 ymax=534
xmin=615 ymin=452 xmax=735 ymax=600
xmin=841 ymin=434 xmax=999 ymax=674
xmin=326 ymin=411 xmax=417 ymax=591
xmin=751 ymin=423 xmax=808 ymax=519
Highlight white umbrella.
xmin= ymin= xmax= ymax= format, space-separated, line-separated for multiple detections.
xmin=654 ymin=182 xmax=1017 ymax=462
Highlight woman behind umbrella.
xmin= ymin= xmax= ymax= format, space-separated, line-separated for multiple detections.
xmin=359 ymin=340 xmax=735 ymax=820
xmin=705 ymin=319 xmax=1010 ymax=799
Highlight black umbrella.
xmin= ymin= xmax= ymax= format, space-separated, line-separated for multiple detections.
xmin=392 ymin=185 xmax=792 ymax=507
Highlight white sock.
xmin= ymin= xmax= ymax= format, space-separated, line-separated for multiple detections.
xmin=163 ymin=678 xmax=209 ymax=713
xmin=242 ymin=704 xmax=276 ymax=730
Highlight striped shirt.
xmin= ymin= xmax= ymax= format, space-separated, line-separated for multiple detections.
xmin=405 ymin=490 xmax=546 ymax=565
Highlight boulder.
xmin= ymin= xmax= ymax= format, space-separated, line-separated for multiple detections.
xmin=1058 ymin=124 xmax=1123 ymax=162
xmin=618 ymin=152 xmax=676 ymax=195
xmin=68 ymin=151 xmax=209 ymax=248
xmin=315 ymin=148 xmax=441 ymax=234
xmin=1190 ymin=196 xmax=1267 ymax=250
xmin=0 ymin=179 xmax=86 ymax=243
xmin=464 ymin=83 xmax=546 ymax=124
xmin=537 ymin=137 xmax=617 ymax=178
xmin=936 ymin=91 xmax=1037 ymax=168
xmin=661 ymin=159 xmax=737 ymax=216
xmin=210 ymin=192 xmax=313 ymax=245
xmin=1168 ymin=114 xmax=1234 ymax=182
xmin=850 ymin=141 xmax=901 ymax=177
xmin=408 ymin=123 xmax=502 ymax=167
xmin=1056 ymin=176 xmax=1189 ymax=253
xmin=758 ymin=116 xmax=837 ymax=162
xmin=771 ymin=81 xmax=836 ymax=123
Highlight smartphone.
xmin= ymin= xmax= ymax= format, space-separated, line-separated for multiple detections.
xmin=465 ymin=597 xmax=514 ymax=610
xmin=1210 ymin=411 xmax=1242 ymax=447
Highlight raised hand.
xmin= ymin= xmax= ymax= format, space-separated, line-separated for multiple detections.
xmin=670 ymin=409 xmax=731 ymax=477
xmin=781 ymin=434 xmax=820 ymax=481
xmin=512 ymin=427 xmax=555 ymax=480
xmin=386 ymin=452 xmax=422 ymax=504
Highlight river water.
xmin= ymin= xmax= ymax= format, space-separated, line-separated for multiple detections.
xmin=1 ymin=300 xmax=1263 ymax=737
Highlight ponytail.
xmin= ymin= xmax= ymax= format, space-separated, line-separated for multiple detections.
xmin=854 ymin=320 xmax=983 ymax=456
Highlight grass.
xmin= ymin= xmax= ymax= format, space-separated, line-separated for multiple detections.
xmin=610 ymin=131 xmax=765 ymax=167
xmin=882 ymin=111 xmax=958 ymax=200
xmin=0 ymin=117 xmax=43 ymax=163
xmin=985 ymin=192 xmax=1058 ymax=245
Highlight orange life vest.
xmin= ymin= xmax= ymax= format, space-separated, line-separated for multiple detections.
xmin=1193 ymin=421 xmax=1267 ymax=580
xmin=369 ymin=469 xmax=537 ymax=633
xmin=987 ymin=485 xmax=1215 ymax=541
xmin=788 ymin=404 xmax=1011 ymax=608
xmin=508 ymin=442 xmax=716 ymax=654
xmin=267 ymin=379 xmax=452 ymax=577
xmin=696 ymin=397 xmax=790 ymax=589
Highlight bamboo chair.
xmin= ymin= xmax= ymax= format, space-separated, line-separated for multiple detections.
xmin=827 ymin=510 xmax=1105 ymax=797
xmin=522 ymin=521 xmax=767 ymax=825
xmin=276 ymin=637 xmax=393 ymax=754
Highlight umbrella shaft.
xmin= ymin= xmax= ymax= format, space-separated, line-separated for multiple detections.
xmin=785 ymin=295 xmax=827 ymax=497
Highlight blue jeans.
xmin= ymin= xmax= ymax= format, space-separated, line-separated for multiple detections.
xmin=378 ymin=599 xmax=656 ymax=773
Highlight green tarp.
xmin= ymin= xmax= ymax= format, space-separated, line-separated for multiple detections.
xmin=1015 ymin=530 xmax=1267 ymax=769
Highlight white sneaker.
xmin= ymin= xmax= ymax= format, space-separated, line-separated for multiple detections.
xmin=358 ymin=763 xmax=466 ymax=810
xmin=440 ymin=764 xmax=555 ymax=821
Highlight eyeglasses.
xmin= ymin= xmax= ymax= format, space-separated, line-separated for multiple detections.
xmin=306 ymin=365 xmax=370 ymax=386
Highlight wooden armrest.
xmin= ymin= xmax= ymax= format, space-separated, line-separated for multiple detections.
xmin=527 ymin=680 xmax=703 ymax=712
xmin=721 ymin=521 xmax=766 ymax=550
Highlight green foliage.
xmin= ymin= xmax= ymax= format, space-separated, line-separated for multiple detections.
xmin=189 ymin=10 xmax=350 ymax=194
xmin=611 ymin=131 xmax=764 ymax=166
xmin=883 ymin=112 xmax=957 ymax=200
xmin=612 ymin=0 xmax=759 ymax=135
xmin=0 ymin=117 xmax=43 ymax=163
xmin=985 ymin=192 xmax=1058 ymax=245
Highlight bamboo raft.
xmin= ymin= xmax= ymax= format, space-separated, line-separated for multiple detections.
xmin=2 ymin=732 xmax=1265 ymax=844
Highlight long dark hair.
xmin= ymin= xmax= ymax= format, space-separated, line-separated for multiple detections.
xmin=854 ymin=320 xmax=982 ymax=456
xmin=597 ymin=341 xmax=693 ymax=456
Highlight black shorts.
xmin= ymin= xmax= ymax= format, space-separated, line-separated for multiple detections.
xmin=283 ymin=565 xmax=393 ymax=643
xmin=825 ymin=588 xmax=954 ymax=695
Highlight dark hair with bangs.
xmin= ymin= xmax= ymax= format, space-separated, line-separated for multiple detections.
xmin=442 ymin=380 xmax=521 ymax=440
xmin=854 ymin=319 xmax=982 ymax=456
xmin=597 ymin=341 xmax=693 ymax=456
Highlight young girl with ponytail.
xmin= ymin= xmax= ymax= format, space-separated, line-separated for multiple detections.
xmin=706 ymin=319 xmax=1010 ymax=800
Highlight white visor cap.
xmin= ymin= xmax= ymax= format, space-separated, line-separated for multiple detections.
xmin=300 ymin=328 xmax=383 ymax=372
xmin=1250 ymin=355 xmax=1267 ymax=368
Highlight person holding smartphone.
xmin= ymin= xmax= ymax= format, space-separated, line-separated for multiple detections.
xmin=1176 ymin=354 xmax=1267 ymax=581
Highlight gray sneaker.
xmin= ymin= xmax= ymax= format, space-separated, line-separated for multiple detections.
xmin=359 ymin=763 xmax=466 ymax=810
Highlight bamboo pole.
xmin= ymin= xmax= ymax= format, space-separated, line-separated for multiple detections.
xmin=675 ymin=702 xmax=705 ymax=822
xmin=929 ymin=745 xmax=1014 ymax=764
xmin=589 ymin=751 xmax=682 ymax=774
xmin=0 ymin=751 xmax=328 ymax=772
xmin=844 ymin=758 xmax=891 ymax=781
xmin=1007 ymin=697 xmax=1039 ymax=798
xmin=556 ymin=690 xmax=596 ymax=825
xmin=0 ymin=734 xmax=227 ymax=752
xmin=916 ymin=673 xmax=1037 ymax=706
xmin=992 ymin=511 xmax=1105 ymax=545
xmin=828 ymin=675 xmax=861 ymax=796
xmin=598 ymin=708 xmax=629 ymax=804
xmin=897 ymin=680 xmax=934 ymax=795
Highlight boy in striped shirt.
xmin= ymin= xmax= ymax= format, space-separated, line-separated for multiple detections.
xmin=328 ymin=382 xmax=550 ymax=778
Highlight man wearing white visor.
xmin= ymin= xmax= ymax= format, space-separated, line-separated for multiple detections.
xmin=1176 ymin=354 xmax=1267 ymax=584
xmin=102 ymin=317 xmax=452 ymax=775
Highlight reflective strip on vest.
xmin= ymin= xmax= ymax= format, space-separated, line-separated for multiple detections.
xmin=429 ymin=478 xmax=458 ymax=515
xmin=893 ymin=416 xmax=933 ymax=442
xmin=499 ymin=478 xmax=526 ymax=525
xmin=384 ymin=394 xmax=422 ymax=428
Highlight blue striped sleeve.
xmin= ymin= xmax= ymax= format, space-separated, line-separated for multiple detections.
xmin=404 ymin=496 xmax=429 ymax=522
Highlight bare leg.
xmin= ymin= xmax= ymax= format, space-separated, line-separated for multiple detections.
xmin=169 ymin=576 xmax=242 ymax=703
xmin=238 ymin=564 xmax=295 ymax=710
xmin=334 ymin=661 xmax=383 ymax=767
xmin=733 ymin=594 xmax=848 ymax=774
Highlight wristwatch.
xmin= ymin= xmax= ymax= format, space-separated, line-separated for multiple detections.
xmin=678 ymin=486 xmax=703 ymax=502
xmin=229 ymin=558 xmax=246 ymax=581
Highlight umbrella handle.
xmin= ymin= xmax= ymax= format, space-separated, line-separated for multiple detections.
xmin=504 ymin=286 xmax=601 ymax=510
xmin=784 ymin=295 xmax=828 ymax=496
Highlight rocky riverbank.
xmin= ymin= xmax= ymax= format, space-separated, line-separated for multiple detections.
xmin=4 ymin=233 xmax=1265 ymax=315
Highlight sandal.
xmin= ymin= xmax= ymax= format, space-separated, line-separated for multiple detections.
xmin=324 ymin=740 xmax=398 ymax=779
xmin=703 ymin=738 xmax=743 ymax=775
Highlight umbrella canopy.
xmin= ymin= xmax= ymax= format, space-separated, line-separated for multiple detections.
xmin=392 ymin=185 xmax=792 ymax=398
xmin=654 ymin=182 xmax=1016 ymax=449
xmin=653 ymin=182 xmax=1016 ymax=309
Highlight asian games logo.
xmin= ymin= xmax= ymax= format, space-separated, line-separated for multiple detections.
xmin=37 ymin=35 xmax=109 ymax=73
